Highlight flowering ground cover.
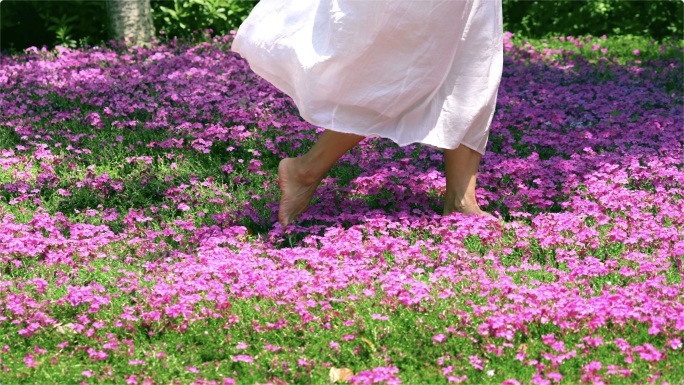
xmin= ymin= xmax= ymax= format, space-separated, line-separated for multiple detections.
xmin=0 ymin=32 xmax=682 ymax=384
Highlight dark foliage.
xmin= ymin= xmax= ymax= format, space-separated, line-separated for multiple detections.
xmin=503 ymin=0 xmax=683 ymax=41
xmin=1 ymin=0 xmax=108 ymax=52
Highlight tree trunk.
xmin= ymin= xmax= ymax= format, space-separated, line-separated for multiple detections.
xmin=106 ymin=0 xmax=155 ymax=45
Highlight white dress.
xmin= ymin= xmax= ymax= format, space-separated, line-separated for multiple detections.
xmin=231 ymin=0 xmax=503 ymax=154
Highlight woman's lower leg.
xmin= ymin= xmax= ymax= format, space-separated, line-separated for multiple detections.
xmin=278 ymin=130 xmax=364 ymax=225
xmin=443 ymin=144 xmax=489 ymax=216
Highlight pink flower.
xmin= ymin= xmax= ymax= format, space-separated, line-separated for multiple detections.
xmin=613 ymin=338 xmax=631 ymax=353
xmin=232 ymin=355 xmax=253 ymax=363
xmin=633 ymin=49 xmax=640 ymax=56
xmin=447 ymin=375 xmax=467 ymax=383
xmin=583 ymin=361 xmax=603 ymax=373
xmin=24 ymin=353 xmax=38 ymax=368
xmin=350 ymin=366 xmax=401 ymax=385
xmin=432 ymin=334 xmax=446 ymax=343
xmin=530 ymin=374 xmax=550 ymax=385
xmin=547 ymin=372 xmax=563 ymax=383
xmin=186 ymin=366 xmax=199 ymax=373
xmin=82 ymin=370 xmax=93 ymax=378
xmin=468 ymin=355 xmax=484 ymax=370
xmin=634 ymin=343 xmax=663 ymax=362
xmin=551 ymin=341 xmax=566 ymax=353
xmin=329 ymin=341 xmax=340 ymax=349
xmin=236 ymin=342 xmax=248 ymax=350
xmin=177 ymin=203 xmax=190 ymax=211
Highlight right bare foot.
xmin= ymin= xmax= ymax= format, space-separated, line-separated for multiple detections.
xmin=278 ymin=158 xmax=320 ymax=226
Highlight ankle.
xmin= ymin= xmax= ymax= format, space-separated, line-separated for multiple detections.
xmin=448 ymin=202 xmax=481 ymax=213
xmin=288 ymin=157 xmax=322 ymax=186
xmin=443 ymin=196 xmax=487 ymax=216
xmin=445 ymin=191 xmax=478 ymax=207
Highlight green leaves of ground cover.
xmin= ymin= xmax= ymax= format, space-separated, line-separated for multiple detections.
xmin=507 ymin=34 xmax=682 ymax=69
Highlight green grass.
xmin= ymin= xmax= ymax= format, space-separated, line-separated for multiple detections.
xmin=508 ymin=34 xmax=683 ymax=64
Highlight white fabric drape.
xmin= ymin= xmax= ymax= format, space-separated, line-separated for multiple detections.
xmin=232 ymin=0 xmax=503 ymax=154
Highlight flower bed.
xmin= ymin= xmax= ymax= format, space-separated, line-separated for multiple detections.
xmin=0 ymin=33 xmax=682 ymax=384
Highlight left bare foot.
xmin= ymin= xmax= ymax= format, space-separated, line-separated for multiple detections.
xmin=278 ymin=158 xmax=320 ymax=226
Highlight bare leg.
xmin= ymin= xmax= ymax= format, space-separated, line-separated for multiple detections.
xmin=443 ymin=144 xmax=490 ymax=216
xmin=278 ymin=130 xmax=364 ymax=225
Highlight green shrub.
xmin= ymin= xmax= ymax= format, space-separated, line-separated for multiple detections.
xmin=151 ymin=0 xmax=258 ymax=38
xmin=503 ymin=0 xmax=683 ymax=42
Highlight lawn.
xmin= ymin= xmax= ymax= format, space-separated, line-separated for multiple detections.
xmin=0 ymin=32 xmax=682 ymax=384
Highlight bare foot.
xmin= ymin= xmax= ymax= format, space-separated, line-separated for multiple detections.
xmin=278 ymin=158 xmax=320 ymax=226
xmin=443 ymin=204 xmax=492 ymax=217
xmin=443 ymin=197 xmax=492 ymax=217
